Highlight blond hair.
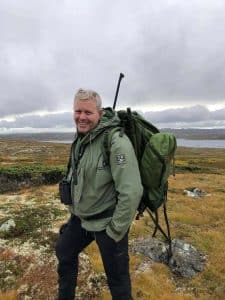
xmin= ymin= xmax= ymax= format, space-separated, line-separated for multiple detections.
xmin=74 ymin=88 xmax=102 ymax=110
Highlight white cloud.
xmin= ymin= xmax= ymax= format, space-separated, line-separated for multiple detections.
xmin=1 ymin=105 xmax=225 ymax=132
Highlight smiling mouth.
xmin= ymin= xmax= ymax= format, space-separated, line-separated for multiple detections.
xmin=78 ymin=123 xmax=91 ymax=130
xmin=79 ymin=122 xmax=89 ymax=126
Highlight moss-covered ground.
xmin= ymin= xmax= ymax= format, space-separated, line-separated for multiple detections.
xmin=0 ymin=139 xmax=225 ymax=299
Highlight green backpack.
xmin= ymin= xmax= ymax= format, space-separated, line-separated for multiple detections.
xmin=103 ymin=107 xmax=177 ymax=248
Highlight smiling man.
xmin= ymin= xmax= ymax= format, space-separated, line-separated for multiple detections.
xmin=55 ymin=88 xmax=143 ymax=300
xmin=73 ymin=89 xmax=103 ymax=134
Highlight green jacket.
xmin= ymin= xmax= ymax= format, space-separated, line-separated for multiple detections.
xmin=68 ymin=108 xmax=143 ymax=241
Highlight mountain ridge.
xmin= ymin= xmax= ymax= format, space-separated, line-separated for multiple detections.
xmin=1 ymin=128 xmax=225 ymax=141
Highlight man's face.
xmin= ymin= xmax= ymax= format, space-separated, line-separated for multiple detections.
xmin=73 ymin=99 xmax=102 ymax=134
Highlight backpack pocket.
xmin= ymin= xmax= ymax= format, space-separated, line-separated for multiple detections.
xmin=140 ymin=132 xmax=176 ymax=211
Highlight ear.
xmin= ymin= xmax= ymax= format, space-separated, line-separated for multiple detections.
xmin=99 ymin=109 xmax=103 ymax=117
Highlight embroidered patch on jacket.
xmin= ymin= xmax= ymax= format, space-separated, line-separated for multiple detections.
xmin=115 ymin=154 xmax=126 ymax=165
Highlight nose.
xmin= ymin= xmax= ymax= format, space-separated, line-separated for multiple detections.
xmin=79 ymin=112 xmax=87 ymax=120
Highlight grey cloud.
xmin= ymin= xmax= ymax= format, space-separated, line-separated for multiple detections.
xmin=211 ymin=108 xmax=225 ymax=120
xmin=143 ymin=105 xmax=211 ymax=123
xmin=127 ymin=1 xmax=225 ymax=105
xmin=143 ymin=106 xmax=225 ymax=128
xmin=0 ymin=0 xmax=225 ymax=121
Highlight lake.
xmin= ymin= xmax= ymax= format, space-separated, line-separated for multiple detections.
xmin=177 ymin=138 xmax=225 ymax=149
xmin=45 ymin=138 xmax=225 ymax=149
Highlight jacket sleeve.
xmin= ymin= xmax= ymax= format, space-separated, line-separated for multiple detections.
xmin=106 ymin=131 xmax=143 ymax=242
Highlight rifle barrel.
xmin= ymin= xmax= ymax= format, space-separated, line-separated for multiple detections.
xmin=113 ymin=73 xmax=125 ymax=109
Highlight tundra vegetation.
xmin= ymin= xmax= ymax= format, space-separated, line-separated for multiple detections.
xmin=0 ymin=138 xmax=225 ymax=300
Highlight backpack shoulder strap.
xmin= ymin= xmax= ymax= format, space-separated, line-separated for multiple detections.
xmin=66 ymin=138 xmax=76 ymax=175
xmin=102 ymin=127 xmax=122 ymax=166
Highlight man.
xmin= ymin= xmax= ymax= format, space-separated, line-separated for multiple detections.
xmin=56 ymin=88 xmax=143 ymax=300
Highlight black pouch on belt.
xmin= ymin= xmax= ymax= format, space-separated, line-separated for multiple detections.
xmin=59 ymin=178 xmax=72 ymax=205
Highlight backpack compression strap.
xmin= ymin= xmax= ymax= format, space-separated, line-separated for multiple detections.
xmin=146 ymin=192 xmax=172 ymax=259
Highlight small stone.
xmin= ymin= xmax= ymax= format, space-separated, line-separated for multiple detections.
xmin=0 ymin=219 xmax=16 ymax=233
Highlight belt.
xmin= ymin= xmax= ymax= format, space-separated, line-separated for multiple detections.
xmin=82 ymin=207 xmax=115 ymax=220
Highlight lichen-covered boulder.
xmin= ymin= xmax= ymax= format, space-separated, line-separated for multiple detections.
xmin=169 ymin=239 xmax=206 ymax=278
xmin=131 ymin=237 xmax=206 ymax=278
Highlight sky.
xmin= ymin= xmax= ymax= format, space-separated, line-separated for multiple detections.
xmin=1 ymin=0 xmax=225 ymax=132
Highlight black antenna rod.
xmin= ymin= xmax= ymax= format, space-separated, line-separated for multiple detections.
xmin=113 ymin=73 xmax=125 ymax=109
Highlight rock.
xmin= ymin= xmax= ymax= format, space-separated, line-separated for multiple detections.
xmin=131 ymin=237 xmax=169 ymax=264
xmin=169 ymin=239 xmax=206 ymax=278
xmin=131 ymin=237 xmax=206 ymax=278
xmin=0 ymin=219 xmax=16 ymax=233
xmin=183 ymin=187 xmax=209 ymax=198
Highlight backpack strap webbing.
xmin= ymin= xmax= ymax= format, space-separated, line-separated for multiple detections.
xmin=146 ymin=193 xmax=172 ymax=258
xmin=163 ymin=193 xmax=172 ymax=257
xmin=102 ymin=127 xmax=123 ymax=165
xmin=65 ymin=140 xmax=75 ymax=177
xmin=102 ymin=130 xmax=111 ymax=166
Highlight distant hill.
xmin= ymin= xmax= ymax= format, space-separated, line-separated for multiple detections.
xmin=161 ymin=128 xmax=225 ymax=140
xmin=0 ymin=132 xmax=75 ymax=142
xmin=0 ymin=128 xmax=225 ymax=141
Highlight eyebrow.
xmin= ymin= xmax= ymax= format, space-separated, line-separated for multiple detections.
xmin=74 ymin=109 xmax=93 ymax=113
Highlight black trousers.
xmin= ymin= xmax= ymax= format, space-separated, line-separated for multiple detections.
xmin=55 ymin=215 xmax=132 ymax=300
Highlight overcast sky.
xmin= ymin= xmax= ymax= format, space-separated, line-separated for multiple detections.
xmin=1 ymin=0 xmax=225 ymax=131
